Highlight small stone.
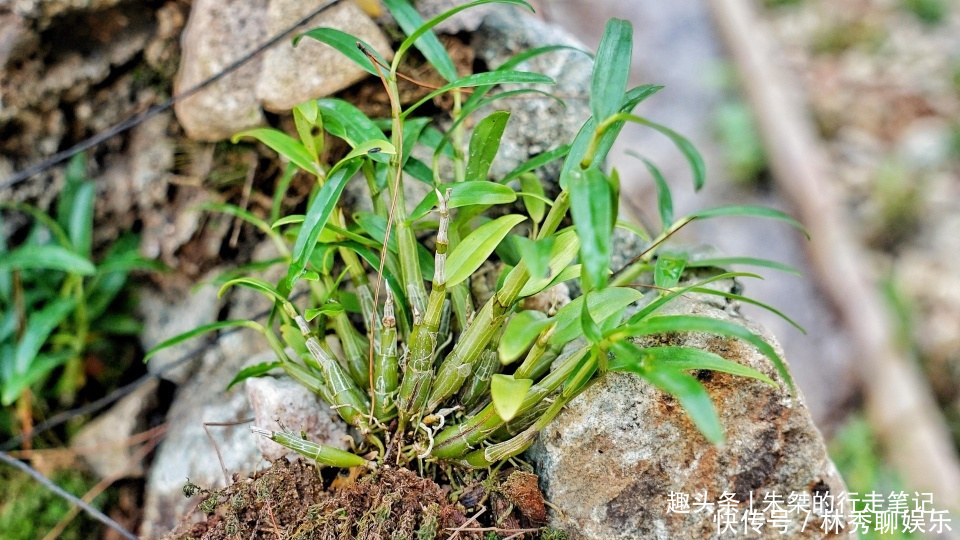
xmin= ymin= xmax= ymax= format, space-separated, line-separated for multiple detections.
xmin=255 ymin=0 xmax=393 ymax=113
xmin=528 ymin=297 xmax=850 ymax=539
xmin=245 ymin=374 xmax=351 ymax=462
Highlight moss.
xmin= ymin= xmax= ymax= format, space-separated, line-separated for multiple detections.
xmin=0 ymin=468 xmax=105 ymax=540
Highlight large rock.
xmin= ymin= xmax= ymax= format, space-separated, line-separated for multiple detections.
xmin=256 ymin=0 xmax=393 ymax=112
xmin=174 ymin=0 xmax=393 ymax=140
xmin=529 ymin=293 xmax=850 ymax=539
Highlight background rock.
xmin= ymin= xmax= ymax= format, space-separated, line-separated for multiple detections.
xmin=529 ymin=294 xmax=849 ymax=539
xmin=256 ymin=0 xmax=393 ymax=112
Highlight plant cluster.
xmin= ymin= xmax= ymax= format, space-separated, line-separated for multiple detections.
xmin=0 ymin=155 xmax=159 ymax=434
xmin=148 ymin=0 xmax=807 ymax=472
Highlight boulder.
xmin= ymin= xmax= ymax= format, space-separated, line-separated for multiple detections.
xmin=528 ymin=293 xmax=850 ymax=539
xmin=255 ymin=0 xmax=394 ymax=112
xmin=174 ymin=0 xmax=393 ymax=140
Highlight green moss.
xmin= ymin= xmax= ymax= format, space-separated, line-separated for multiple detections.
xmin=0 ymin=468 xmax=105 ymax=540
xmin=901 ymin=0 xmax=948 ymax=25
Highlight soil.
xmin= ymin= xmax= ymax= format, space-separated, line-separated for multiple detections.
xmin=164 ymin=459 xmax=561 ymax=540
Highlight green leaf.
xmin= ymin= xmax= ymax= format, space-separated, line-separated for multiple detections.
xmin=304 ymin=303 xmax=345 ymax=322
xmin=490 ymin=374 xmax=533 ymax=422
xmin=144 ymin=320 xmax=263 ymax=362
xmin=463 ymin=44 xmax=587 ymax=111
xmin=401 ymin=117 xmax=431 ymax=167
xmin=384 ymin=0 xmax=458 ymax=82
xmin=628 ymin=152 xmax=673 ymax=230
xmin=226 ymin=361 xmax=283 ymax=390
xmin=65 ymin=181 xmax=95 ymax=257
xmin=13 ymin=298 xmax=76 ymax=374
xmin=232 ymin=128 xmax=320 ymax=177
xmin=0 ymin=245 xmax=95 ymax=275
xmin=498 ymin=311 xmax=550 ymax=365
xmin=446 ymin=214 xmax=526 ymax=287
xmin=688 ymin=206 xmax=809 ymax=238
xmin=518 ymin=173 xmax=546 ymax=224
xmin=1 ymin=202 xmax=72 ymax=249
xmin=568 ymin=167 xmax=613 ymax=289
xmin=549 ymin=287 xmax=643 ymax=345
xmin=617 ymin=115 xmax=705 ymax=191
xmin=502 ymin=145 xmax=571 ymax=185
xmin=2 ymin=350 xmax=73 ymax=406
xmin=580 ymin=297 xmax=602 ymax=344
xmin=620 ymin=315 xmax=792 ymax=390
xmin=685 ymin=256 xmax=802 ymax=277
xmin=632 ymin=360 xmax=724 ymax=444
xmin=329 ymin=139 xmax=395 ymax=177
xmin=626 ymin=272 xmax=761 ymax=325
xmin=280 ymin=324 xmax=309 ymax=357
xmin=390 ymin=0 xmax=533 ymax=82
xmin=688 ymin=288 xmax=807 ymax=334
xmin=465 ymin=111 xmax=510 ymax=183
xmin=218 ymin=277 xmax=288 ymax=305
xmin=198 ymin=202 xmax=275 ymax=238
xmin=403 ymin=71 xmax=555 ymax=118
xmin=591 ymin=19 xmax=633 ymax=122
xmin=283 ymin=160 xmax=362 ymax=292
xmin=294 ymin=27 xmax=388 ymax=76
xmin=292 ymin=100 xmax=323 ymax=163
xmin=92 ymin=313 xmax=143 ymax=336
xmin=610 ymin=342 xmax=777 ymax=387
xmin=271 ymin=163 xmax=299 ymax=224
xmin=409 ymin=181 xmax=516 ymax=221
xmin=513 ymin=236 xmax=554 ymax=280
xmin=518 ymin=230 xmax=581 ymax=297
xmin=654 ymin=255 xmax=686 ymax=289
xmin=316 ymin=99 xmax=389 ymax=153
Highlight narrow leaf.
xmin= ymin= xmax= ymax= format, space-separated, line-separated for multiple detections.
xmin=640 ymin=364 xmax=724 ymax=444
xmin=403 ymin=71 xmax=555 ymax=118
xmin=0 ymin=245 xmax=95 ymax=276
xmin=654 ymin=255 xmax=686 ymax=289
xmin=688 ymin=206 xmax=809 ymax=238
xmin=144 ymin=320 xmax=263 ymax=362
xmin=591 ymin=19 xmax=633 ymax=122
xmin=568 ymin=166 xmax=613 ymax=289
xmin=226 ymin=362 xmax=283 ymax=390
xmin=628 ymin=152 xmax=673 ymax=230
xmin=519 ymin=173 xmax=546 ymax=224
xmin=465 ymin=111 xmax=510 ymax=183
xmin=232 ymin=128 xmax=320 ymax=177
xmin=513 ymin=236 xmax=554 ymax=280
xmin=502 ymin=145 xmax=571 ymax=185
xmin=294 ymin=27 xmax=388 ymax=76
xmin=610 ymin=342 xmax=777 ymax=387
xmin=409 ymin=181 xmax=516 ymax=220
xmin=686 ymin=256 xmax=802 ymax=277
xmin=549 ymin=287 xmax=643 ymax=345
xmin=518 ymin=230 xmax=581 ymax=297
xmin=446 ymin=215 xmax=526 ymax=287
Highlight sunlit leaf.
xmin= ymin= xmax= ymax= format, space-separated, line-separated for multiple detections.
xmin=490 ymin=374 xmax=533 ymax=422
xmin=305 ymin=303 xmax=346 ymax=322
xmin=144 ymin=320 xmax=264 ymax=362
xmin=568 ymin=166 xmax=613 ymax=290
xmin=513 ymin=236 xmax=554 ymax=280
xmin=590 ymin=18 xmax=633 ymax=122
xmin=654 ymin=255 xmax=686 ymax=289
xmin=226 ymin=361 xmax=283 ymax=390
xmin=688 ymin=206 xmax=809 ymax=238
xmin=610 ymin=341 xmax=777 ymax=387
xmin=465 ymin=111 xmax=510 ymax=183
xmin=498 ymin=311 xmax=550 ymax=365
xmin=518 ymin=230 xmax=580 ymax=297
xmin=446 ymin=215 xmax=526 ymax=287
xmin=403 ymin=71 xmax=555 ymax=118
xmin=292 ymin=100 xmax=323 ymax=163
xmin=549 ymin=287 xmax=643 ymax=345
xmin=519 ymin=173 xmax=546 ymax=224
xmin=409 ymin=181 xmax=516 ymax=220
xmin=232 ymin=128 xmax=320 ymax=177
xmin=294 ymin=27 xmax=388 ymax=76
xmin=627 ymin=152 xmax=673 ymax=230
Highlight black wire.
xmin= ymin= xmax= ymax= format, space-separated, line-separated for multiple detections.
xmin=1 ymin=290 xmax=308 ymax=451
xmin=0 ymin=0 xmax=342 ymax=192
xmin=0 ymin=450 xmax=139 ymax=540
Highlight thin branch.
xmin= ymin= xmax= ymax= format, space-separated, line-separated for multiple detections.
xmin=0 ymin=450 xmax=138 ymax=540
xmin=0 ymin=0 xmax=345 ymax=192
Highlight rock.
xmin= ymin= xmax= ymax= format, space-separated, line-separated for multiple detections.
xmin=139 ymin=340 xmax=270 ymax=538
xmin=528 ymin=296 xmax=850 ymax=539
xmin=470 ymin=8 xmax=593 ymax=193
xmin=255 ymin=0 xmax=393 ymax=112
xmin=245 ymin=375 xmax=351 ymax=462
xmin=896 ymin=118 xmax=954 ymax=171
xmin=411 ymin=0 xmax=497 ymax=34
xmin=72 ymin=379 xmax=160 ymax=479
xmin=172 ymin=0 xmax=268 ymax=141
xmin=174 ymin=0 xmax=393 ymax=140
xmin=138 ymin=276 xmax=222 ymax=384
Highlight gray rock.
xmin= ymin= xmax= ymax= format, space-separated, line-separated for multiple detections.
xmin=246 ymin=374 xmax=351 ymax=462
xmin=256 ymin=0 xmax=393 ymax=112
xmin=528 ymin=296 xmax=850 ymax=539
xmin=413 ymin=0 xmax=497 ymax=34
xmin=172 ymin=0 xmax=268 ymax=141
xmin=139 ymin=338 xmax=270 ymax=538
xmin=470 ymin=9 xmax=593 ymax=193
xmin=72 ymin=379 xmax=159 ymax=480
xmin=138 ymin=276 xmax=222 ymax=384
